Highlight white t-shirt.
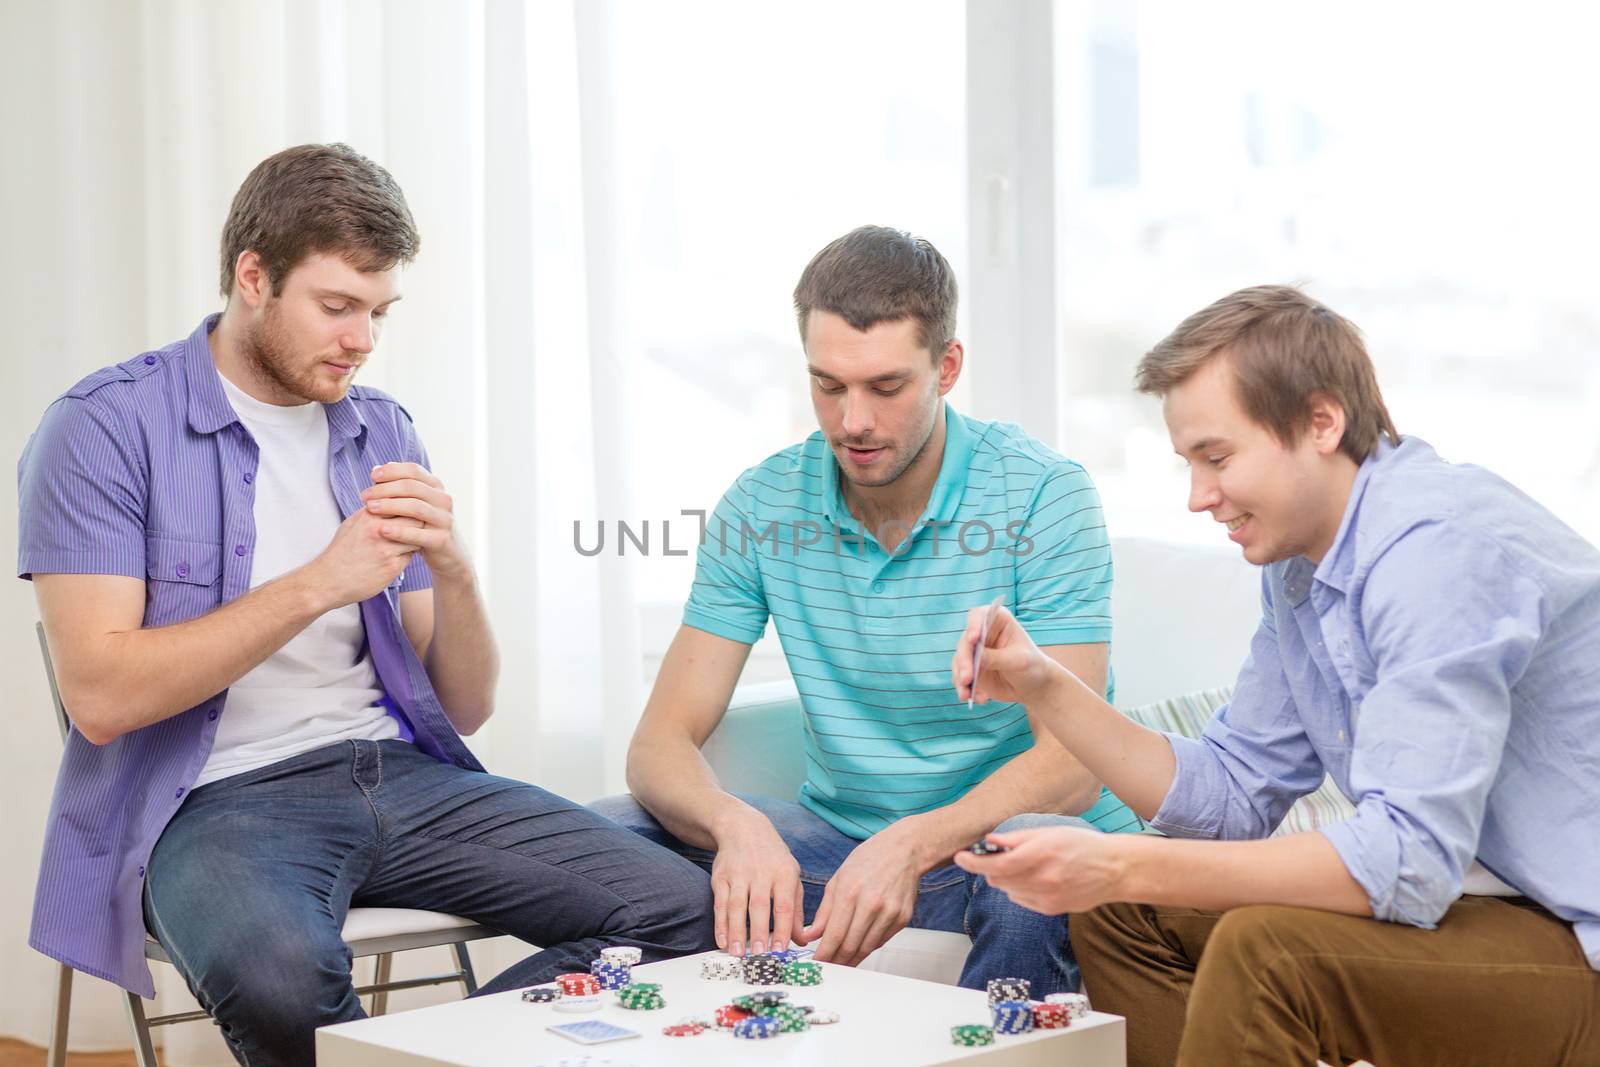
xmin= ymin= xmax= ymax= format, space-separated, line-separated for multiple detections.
xmin=194 ymin=376 xmax=400 ymax=787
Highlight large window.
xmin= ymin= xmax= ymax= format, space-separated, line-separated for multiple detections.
xmin=597 ymin=2 xmax=969 ymax=677
xmin=1053 ymin=1 xmax=1600 ymax=545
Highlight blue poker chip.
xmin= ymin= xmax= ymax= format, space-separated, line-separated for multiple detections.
xmin=589 ymin=959 xmax=632 ymax=990
xmin=732 ymin=1015 xmax=784 ymax=1040
xmin=991 ymin=998 xmax=1034 ymax=1035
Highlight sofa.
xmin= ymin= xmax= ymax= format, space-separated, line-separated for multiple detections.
xmin=699 ymin=536 xmax=1356 ymax=984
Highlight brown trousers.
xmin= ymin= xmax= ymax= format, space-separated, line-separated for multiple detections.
xmin=1074 ymin=896 xmax=1600 ymax=1067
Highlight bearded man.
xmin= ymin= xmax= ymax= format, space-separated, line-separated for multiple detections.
xmin=17 ymin=143 xmax=714 ymax=1067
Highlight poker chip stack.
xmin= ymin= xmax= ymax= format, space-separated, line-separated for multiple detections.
xmin=552 ymin=972 xmax=602 ymax=1013
xmin=732 ymin=1015 xmax=784 ymax=1040
xmin=662 ymin=1022 xmax=706 ymax=1037
xmin=991 ymin=999 xmax=1034 ymax=1035
xmin=1045 ymin=992 xmax=1091 ymax=1021
xmin=986 ymin=977 xmax=1032 ymax=1007
xmin=772 ymin=1003 xmax=810 ymax=1033
xmin=601 ymin=946 xmax=643 ymax=967
xmin=742 ymin=952 xmax=787 ymax=985
xmin=700 ymin=954 xmax=744 ymax=981
xmin=616 ymin=981 xmax=666 ymax=1011
xmin=520 ymin=985 xmax=561 ymax=1003
xmin=733 ymin=991 xmax=788 ymax=1014
xmin=783 ymin=960 xmax=823 ymax=986
xmin=1031 ymin=1002 xmax=1071 ymax=1029
xmin=714 ymin=1004 xmax=754 ymax=1029
xmin=589 ymin=957 xmax=631 ymax=990
xmin=806 ymin=1009 xmax=841 ymax=1026
xmin=951 ymin=1023 xmax=996 ymax=1047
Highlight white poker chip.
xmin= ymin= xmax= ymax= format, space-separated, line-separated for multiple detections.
xmin=806 ymin=1010 xmax=841 ymax=1025
xmin=1045 ymin=992 xmax=1090 ymax=1019
xmin=552 ymin=993 xmax=603 ymax=1013
xmin=601 ymin=946 xmax=643 ymax=966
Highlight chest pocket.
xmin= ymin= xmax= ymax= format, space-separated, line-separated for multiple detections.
xmin=145 ymin=536 xmax=223 ymax=624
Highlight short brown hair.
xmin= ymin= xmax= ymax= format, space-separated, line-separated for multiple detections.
xmin=1135 ymin=285 xmax=1398 ymax=463
xmin=218 ymin=143 xmax=420 ymax=298
xmin=793 ymin=225 xmax=958 ymax=356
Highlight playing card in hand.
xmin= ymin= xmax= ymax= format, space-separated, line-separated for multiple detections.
xmin=968 ymin=595 xmax=1005 ymax=708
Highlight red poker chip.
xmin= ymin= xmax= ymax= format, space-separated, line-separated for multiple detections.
xmin=1032 ymin=1002 xmax=1071 ymax=1029
xmin=714 ymin=1005 xmax=754 ymax=1028
xmin=663 ymin=1023 xmax=706 ymax=1037
xmin=556 ymin=972 xmax=600 ymax=995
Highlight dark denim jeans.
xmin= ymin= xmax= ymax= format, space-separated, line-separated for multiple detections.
xmin=143 ymin=740 xmax=714 ymax=1066
xmin=590 ymin=792 xmax=1081 ymax=998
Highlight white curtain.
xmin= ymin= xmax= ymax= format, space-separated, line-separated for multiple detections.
xmin=0 ymin=1 xmax=642 ymax=1058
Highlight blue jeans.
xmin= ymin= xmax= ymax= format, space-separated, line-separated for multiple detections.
xmin=590 ymin=792 xmax=1082 ymax=997
xmin=143 ymin=740 xmax=715 ymax=1066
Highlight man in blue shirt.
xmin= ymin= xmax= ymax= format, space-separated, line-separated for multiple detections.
xmin=955 ymin=285 xmax=1600 ymax=1066
xmin=594 ymin=226 xmax=1143 ymax=996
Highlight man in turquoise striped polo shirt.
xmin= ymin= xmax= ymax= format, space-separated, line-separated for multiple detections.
xmin=593 ymin=226 xmax=1140 ymax=996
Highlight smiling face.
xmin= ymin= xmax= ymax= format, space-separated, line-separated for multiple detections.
xmin=1164 ymin=355 xmax=1358 ymax=565
xmin=235 ymin=251 xmax=403 ymax=405
xmin=804 ymin=310 xmax=961 ymax=489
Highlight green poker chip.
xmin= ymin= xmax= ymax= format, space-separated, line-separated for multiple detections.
xmin=784 ymin=961 xmax=823 ymax=985
xmin=772 ymin=1004 xmax=810 ymax=1033
xmin=951 ymin=1023 xmax=995 ymax=1046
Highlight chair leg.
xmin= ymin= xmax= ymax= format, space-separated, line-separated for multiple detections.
xmin=370 ymin=952 xmax=393 ymax=1016
xmin=452 ymin=942 xmax=479 ymax=996
xmin=46 ymin=963 xmax=71 ymax=1067
xmin=124 ymin=990 xmax=160 ymax=1067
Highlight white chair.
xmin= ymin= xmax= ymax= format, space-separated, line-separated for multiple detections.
xmin=37 ymin=623 xmax=498 ymax=1067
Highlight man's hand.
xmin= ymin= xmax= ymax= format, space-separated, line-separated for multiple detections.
xmin=302 ymin=505 xmax=421 ymax=609
xmin=361 ymin=462 xmax=471 ymax=582
xmin=711 ymin=812 xmax=807 ymax=957
xmin=953 ymin=826 xmax=1126 ymax=915
xmin=802 ymin=821 xmax=926 ymax=966
xmin=951 ymin=604 xmax=1063 ymax=708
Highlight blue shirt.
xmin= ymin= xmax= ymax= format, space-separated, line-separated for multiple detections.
xmin=1152 ymin=436 xmax=1600 ymax=969
xmin=685 ymin=404 xmax=1141 ymax=839
xmin=16 ymin=315 xmax=482 ymax=996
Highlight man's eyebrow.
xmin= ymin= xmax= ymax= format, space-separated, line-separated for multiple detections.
xmin=806 ymin=365 xmax=911 ymax=384
xmin=1176 ymin=436 xmax=1227 ymax=456
xmin=314 ymin=289 xmax=403 ymax=306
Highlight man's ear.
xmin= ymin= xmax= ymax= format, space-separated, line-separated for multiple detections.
xmin=1306 ymin=391 xmax=1348 ymax=456
xmin=232 ymin=250 xmax=270 ymax=310
xmin=937 ymin=338 xmax=964 ymax=396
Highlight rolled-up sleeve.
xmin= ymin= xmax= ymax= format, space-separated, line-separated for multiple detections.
xmin=1151 ymin=569 xmax=1325 ymax=839
xmin=1319 ymin=523 xmax=1538 ymax=928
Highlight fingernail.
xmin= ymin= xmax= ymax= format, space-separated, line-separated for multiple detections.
xmin=731 ymin=940 xmax=742 ymax=955
xmin=752 ymin=941 xmax=764 ymax=954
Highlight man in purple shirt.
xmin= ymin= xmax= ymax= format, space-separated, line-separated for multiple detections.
xmin=18 ymin=144 xmax=714 ymax=1066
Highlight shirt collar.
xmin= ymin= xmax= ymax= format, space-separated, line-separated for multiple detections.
xmin=183 ymin=312 xmax=367 ymax=442
xmin=1313 ymin=434 xmax=1397 ymax=594
xmin=820 ymin=402 xmax=973 ymax=531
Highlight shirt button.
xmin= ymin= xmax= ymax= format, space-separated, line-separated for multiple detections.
xmin=137 ymin=866 xmax=145 ymax=877
xmin=175 ymin=563 xmax=189 ymax=578
xmin=243 ymin=471 xmax=254 ymax=484
xmin=234 ymin=544 xmax=247 ymax=556
xmin=207 ymin=709 xmax=218 ymax=721
xmin=872 ymin=580 xmax=886 ymax=593
xmin=143 ymin=355 xmax=156 ymax=366
xmin=174 ymin=788 xmax=185 ymax=799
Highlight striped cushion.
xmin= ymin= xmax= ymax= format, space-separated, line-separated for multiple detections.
xmin=1123 ymin=687 xmax=1355 ymax=837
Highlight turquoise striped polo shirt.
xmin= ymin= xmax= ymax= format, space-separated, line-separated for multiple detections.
xmin=684 ymin=404 xmax=1141 ymax=839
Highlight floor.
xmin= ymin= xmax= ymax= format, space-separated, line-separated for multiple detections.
xmin=0 ymin=1039 xmax=154 ymax=1066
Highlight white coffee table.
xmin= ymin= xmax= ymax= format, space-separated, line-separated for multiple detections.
xmin=317 ymin=951 xmax=1125 ymax=1066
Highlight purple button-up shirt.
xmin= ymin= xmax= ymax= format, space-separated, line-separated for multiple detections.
xmin=16 ymin=315 xmax=483 ymax=996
